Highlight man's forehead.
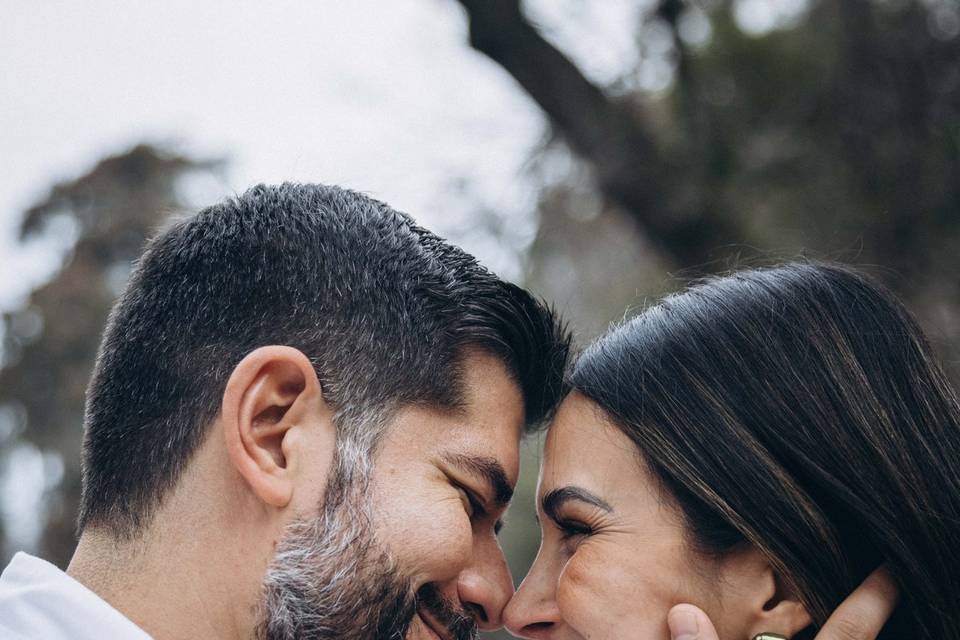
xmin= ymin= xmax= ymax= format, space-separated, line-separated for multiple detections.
xmin=379 ymin=396 xmax=523 ymax=484
xmin=452 ymin=352 xmax=525 ymax=448
xmin=435 ymin=413 xmax=522 ymax=484
xmin=457 ymin=351 xmax=525 ymax=416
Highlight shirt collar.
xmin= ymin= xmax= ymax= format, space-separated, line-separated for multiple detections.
xmin=0 ymin=552 xmax=152 ymax=639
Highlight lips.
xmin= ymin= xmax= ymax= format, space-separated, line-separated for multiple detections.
xmin=417 ymin=608 xmax=453 ymax=640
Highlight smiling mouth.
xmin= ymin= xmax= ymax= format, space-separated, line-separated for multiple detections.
xmin=417 ymin=608 xmax=453 ymax=640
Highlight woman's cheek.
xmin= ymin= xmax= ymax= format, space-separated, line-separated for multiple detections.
xmin=556 ymin=543 xmax=664 ymax=639
xmin=555 ymin=546 xmax=618 ymax=636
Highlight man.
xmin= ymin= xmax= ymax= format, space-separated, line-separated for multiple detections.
xmin=0 ymin=183 xmax=569 ymax=639
xmin=0 ymin=183 xmax=896 ymax=640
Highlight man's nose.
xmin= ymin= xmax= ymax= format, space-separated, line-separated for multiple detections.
xmin=502 ymin=550 xmax=562 ymax=639
xmin=457 ymin=532 xmax=515 ymax=631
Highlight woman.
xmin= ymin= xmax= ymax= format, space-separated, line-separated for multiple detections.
xmin=504 ymin=263 xmax=959 ymax=639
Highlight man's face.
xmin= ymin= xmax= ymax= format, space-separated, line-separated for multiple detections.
xmin=371 ymin=351 xmax=524 ymax=638
xmin=257 ymin=351 xmax=524 ymax=640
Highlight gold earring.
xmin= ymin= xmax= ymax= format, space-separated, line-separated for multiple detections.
xmin=752 ymin=634 xmax=788 ymax=640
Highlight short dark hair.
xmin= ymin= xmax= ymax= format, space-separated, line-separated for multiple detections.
xmin=80 ymin=183 xmax=570 ymax=538
xmin=570 ymin=262 xmax=960 ymax=640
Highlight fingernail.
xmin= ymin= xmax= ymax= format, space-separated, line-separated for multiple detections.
xmin=669 ymin=608 xmax=700 ymax=640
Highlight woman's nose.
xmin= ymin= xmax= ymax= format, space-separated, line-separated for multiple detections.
xmin=502 ymin=556 xmax=563 ymax=638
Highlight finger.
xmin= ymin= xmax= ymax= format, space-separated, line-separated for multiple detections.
xmin=668 ymin=603 xmax=719 ymax=640
xmin=816 ymin=566 xmax=899 ymax=640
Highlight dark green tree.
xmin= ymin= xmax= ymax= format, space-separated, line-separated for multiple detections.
xmin=459 ymin=0 xmax=960 ymax=351
xmin=0 ymin=145 xmax=219 ymax=567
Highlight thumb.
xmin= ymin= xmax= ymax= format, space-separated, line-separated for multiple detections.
xmin=668 ymin=604 xmax=719 ymax=640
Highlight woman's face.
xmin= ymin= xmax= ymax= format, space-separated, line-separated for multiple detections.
xmin=503 ymin=393 xmax=762 ymax=640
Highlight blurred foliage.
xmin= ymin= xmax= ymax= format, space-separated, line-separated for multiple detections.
xmin=461 ymin=1 xmax=960 ymax=637
xmin=0 ymin=1 xmax=959 ymax=637
xmin=460 ymin=0 xmax=960 ymax=343
xmin=0 ymin=145 xmax=218 ymax=566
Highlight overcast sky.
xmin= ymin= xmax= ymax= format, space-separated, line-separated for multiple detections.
xmin=0 ymin=0 xmax=659 ymax=313
xmin=0 ymin=0 xmax=807 ymax=308
xmin=1 ymin=0 xmax=543 ymax=310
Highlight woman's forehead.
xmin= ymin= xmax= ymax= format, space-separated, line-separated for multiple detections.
xmin=539 ymin=394 xmax=642 ymax=496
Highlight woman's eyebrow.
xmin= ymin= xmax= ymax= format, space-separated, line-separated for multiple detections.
xmin=541 ymin=486 xmax=613 ymax=522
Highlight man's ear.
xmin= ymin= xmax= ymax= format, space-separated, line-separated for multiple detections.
xmin=221 ymin=345 xmax=330 ymax=509
xmin=720 ymin=546 xmax=812 ymax=640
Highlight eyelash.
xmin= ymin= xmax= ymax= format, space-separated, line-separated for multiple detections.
xmin=453 ymin=480 xmax=506 ymax=535
xmin=459 ymin=485 xmax=487 ymax=520
xmin=557 ymin=519 xmax=593 ymax=541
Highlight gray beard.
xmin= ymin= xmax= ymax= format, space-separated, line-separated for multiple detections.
xmin=254 ymin=472 xmax=416 ymax=640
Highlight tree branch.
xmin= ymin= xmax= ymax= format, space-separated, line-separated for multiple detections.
xmin=456 ymin=0 xmax=745 ymax=269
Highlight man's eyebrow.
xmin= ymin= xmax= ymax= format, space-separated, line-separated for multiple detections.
xmin=541 ymin=486 xmax=613 ymax=523
xmin=441 ymin=453 xmax=514 ymax=507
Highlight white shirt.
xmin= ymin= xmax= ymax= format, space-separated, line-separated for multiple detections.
xmin=0 ymin=552 xmax=152 ymax=639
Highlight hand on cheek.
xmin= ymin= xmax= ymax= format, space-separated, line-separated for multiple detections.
xmin=666 ymin=566 xmax=897 ymax=640
xmin=667 ymin=604 xmax=717 ymax=640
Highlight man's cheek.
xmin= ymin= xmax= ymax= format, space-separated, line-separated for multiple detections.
xmin=388 ymin=504 xmax=474 ymax=582
xmin=381 ymin=501 xmax=473 ymax=585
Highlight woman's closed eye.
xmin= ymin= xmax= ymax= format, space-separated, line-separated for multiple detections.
xmin=556 ymin=518 xmax=593 ymax=547
xmin=557 ymin=520 xmax=593 ymax=540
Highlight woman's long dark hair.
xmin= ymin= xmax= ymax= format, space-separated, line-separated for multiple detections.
xmin=569 ymin=262 xmax=960 ymax=639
